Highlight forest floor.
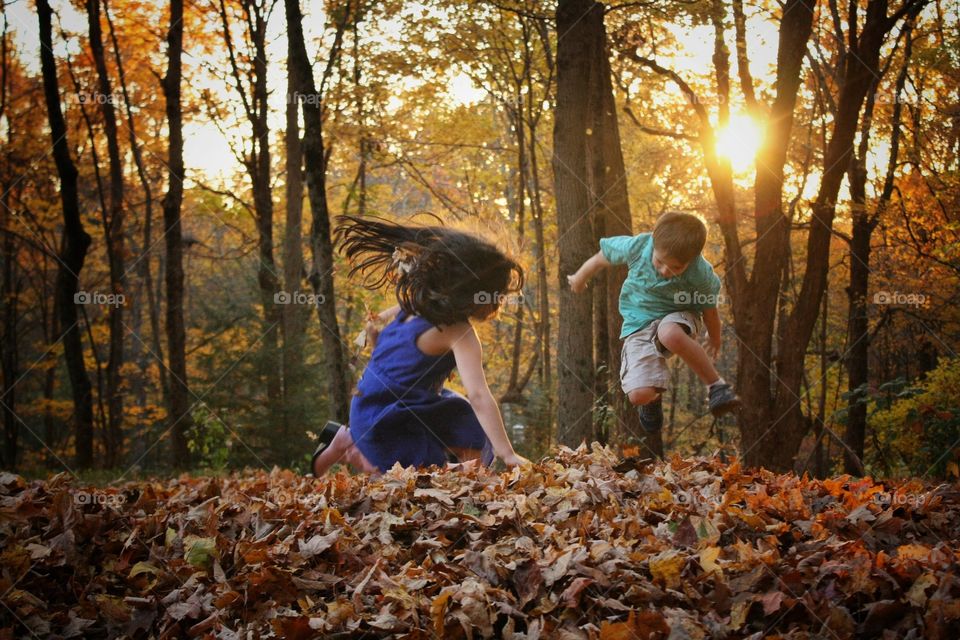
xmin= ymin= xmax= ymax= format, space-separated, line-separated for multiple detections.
xmin=1 ymin=446 xmax=959 ymax=639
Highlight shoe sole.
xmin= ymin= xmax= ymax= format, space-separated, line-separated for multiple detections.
xmin=709 ymin=397 xmax=742 ymax=417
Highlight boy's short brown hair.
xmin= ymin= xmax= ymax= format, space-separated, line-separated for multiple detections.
xmin=652 ymin=211 xmax=707 ymax=264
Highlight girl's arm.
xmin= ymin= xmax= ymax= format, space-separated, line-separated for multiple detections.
xmin=450 ymin=324 xmax=528 ymax=467
xmin=365 ymin=304 xmax=401 ymax=349
xmin=376 ymin=304 xmax=401 ymax=323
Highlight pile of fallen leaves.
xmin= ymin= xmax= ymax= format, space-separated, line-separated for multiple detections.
xmin=2 ymin=446 xmax=959 ymax=639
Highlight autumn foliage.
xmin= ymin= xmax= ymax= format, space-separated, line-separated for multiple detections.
xmin=2 ymin=448 xmax=959 ymax=638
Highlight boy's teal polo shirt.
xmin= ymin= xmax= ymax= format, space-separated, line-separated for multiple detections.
xmin=599 ymin=233 xmax=723 ymax=339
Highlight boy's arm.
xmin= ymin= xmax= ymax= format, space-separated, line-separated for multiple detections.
xmin=567 ymin=251 xmax=612 ymax=293
xmin=702 ymin=307 xmax=722 ymax=360
xmin=451 ymin=325 xmax=529 ymax=467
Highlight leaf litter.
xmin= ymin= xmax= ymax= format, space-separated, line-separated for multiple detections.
xmin=1 ymin=445 xmax=959 ymax=638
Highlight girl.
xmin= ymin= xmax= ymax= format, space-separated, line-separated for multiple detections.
xmin=311 ymin=215 xmax=530 ymax=475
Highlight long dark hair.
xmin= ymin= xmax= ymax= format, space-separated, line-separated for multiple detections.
xmin=335 ymin=214 xmax=524 ymax=326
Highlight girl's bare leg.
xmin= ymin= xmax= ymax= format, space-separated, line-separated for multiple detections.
xmin=312 ymin=425 xmax=378 ymax=476
xmin=450 ymin=447 xmax=483 ymax=461
xmin=446 ymin=447 xmax=484 ymax=472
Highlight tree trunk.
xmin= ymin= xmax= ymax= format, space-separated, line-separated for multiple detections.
xmin=219 ymin=0 xmax=283 ymax=436
xmin=87 ymin=0 xmax=126 ymax=467
xmin=37 ymin=0 xmax=95 ymax=469
xmin=104 ymin=0 xmax=169 ymax=410
xmin=1 ymin=16 xmax=19 ymax=469
xmin=282 ymin=47 xmax=306 ymax=446
xmin=589 ymin=4 xmax=642 ymax=447
xmin=553 ymin=0 xmax=598 ymax=447
xmin=503 ymin=100 xmax=528 ymax=404
xmin=161 ymin=0 xmax=193 ymax=467
xmin=769 ymin=0 xmax=913 ymax=471
xmin=843 ymin=15 xmax=914 ymax=473
xmin=1 ymin=188 xmax=18 ymax=469
xmin=251 ymin=4 xmax=283 ymax=434
xmin=284 ymin=0 xmax=351 ymax=422
xmin=527 ymin=124 xmax=551 ymax=391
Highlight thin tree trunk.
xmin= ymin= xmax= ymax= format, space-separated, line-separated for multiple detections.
xmin=282 ymin=47 xmax=306 ymax=445
xmin=1 ymin=8 xmax=19 ymax=469
xmin=523 ymin=17 xmax=552 ymax=394
xmin=843 ymin=17 xmax=914 ymax=473
xmin=284 ymin=0 xmax=351 ymax=422
xmin=0 ymin=198 xmax=17 ymax=469
xmin=87 ymin=0 xmax=126 ymax=467
xmin=104 ymin=0 xmax=168 ymax=404
xmin=218 ymin=0 xmax=282 ymax=433
xmin=38 ymin=0 xmax=95 ymax=469
xmin=554 ymin=0 xmax=598 ymax=447
xmin=161 ymin=0 xmax=193 ymax=466
xmin=527 ymin=126 xmax=551 ymax=390
xmin=503 ymin=99 xmax=528 ymax=404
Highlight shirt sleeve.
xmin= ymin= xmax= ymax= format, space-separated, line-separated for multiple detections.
xmin=599 ymin=235 xmax=644 ymax=266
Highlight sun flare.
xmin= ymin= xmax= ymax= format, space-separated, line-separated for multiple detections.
xmin=715 ymin=114 xmax=764 ymax=174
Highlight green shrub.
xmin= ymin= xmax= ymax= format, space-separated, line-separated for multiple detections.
xmin=868 ymin=357 xmax=960 ymax=478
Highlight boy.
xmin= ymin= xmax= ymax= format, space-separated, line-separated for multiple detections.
xmin=567 ymin=211 xmax=740 ymax=457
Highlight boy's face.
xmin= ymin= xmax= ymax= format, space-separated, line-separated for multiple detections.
xmin=652 ymin=248 xmax=690 ymax=279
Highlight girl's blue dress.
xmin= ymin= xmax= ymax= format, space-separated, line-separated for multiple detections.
xmin=349 ymin=309 xmax=493 ymax=471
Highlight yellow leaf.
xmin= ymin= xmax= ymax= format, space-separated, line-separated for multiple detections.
xmin=649 ymin=550 xmax=685 ymax=589
xmin=699 ymin=546 xmax=722 ymax=575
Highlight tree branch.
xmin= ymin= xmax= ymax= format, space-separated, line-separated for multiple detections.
xmin=622 ymin=104 xmax=698 ymax=141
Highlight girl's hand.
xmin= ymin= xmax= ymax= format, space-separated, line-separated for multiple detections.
xmin=500 ymin=452 xmax=531 ymax=467
xmin=364 ymin=319 xmax=381 ymax=347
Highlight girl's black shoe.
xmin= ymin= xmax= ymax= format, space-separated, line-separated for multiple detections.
xmin=311 ymin=421 xmax=344 ymax=473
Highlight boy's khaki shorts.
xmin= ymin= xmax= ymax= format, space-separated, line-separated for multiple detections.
xmin=620 ymin=311 xmax=702 ymax=393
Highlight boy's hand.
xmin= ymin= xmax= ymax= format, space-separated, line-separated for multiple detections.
xmin=567 ymin=273 xmax=586 ymax=294
xmin=705 ymin=337 xmax=721 ymax=361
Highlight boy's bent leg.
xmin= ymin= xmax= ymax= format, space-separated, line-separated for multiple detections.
xmin=626 ymin=386 xmax=660 ymax=406
xmin=656 ymin=320 xmax=720 ymax=385
xmin=621 ymin=326 xmax=670 ymax=460
xmin=625 ymin=386 xmax=665 ymax=459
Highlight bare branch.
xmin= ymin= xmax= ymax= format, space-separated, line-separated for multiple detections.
xmin=731 ymin=0 xmax=757 ymax=110
xmin=622 ymin=104 xmax=698 ymax=141
xmin=616 ymin=46 xmax=710 ymax=127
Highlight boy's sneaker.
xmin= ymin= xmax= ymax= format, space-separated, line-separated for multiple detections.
xmin=708 ymin=383 xmax=741 ymax=417
xmin=638 ymin=397 xmax=664 ymax=433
